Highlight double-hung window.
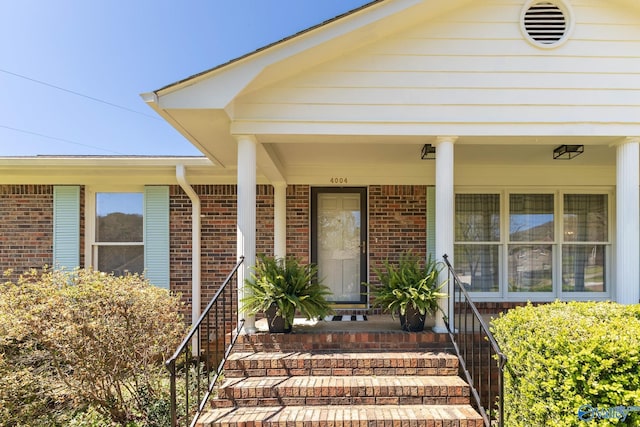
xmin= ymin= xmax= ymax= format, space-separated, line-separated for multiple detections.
xmin=84 ymin=186 xmax=169 ymax=288
xmin=454 ymin=194 xmax=501 ymax=293
xmin=454 ymin=190 xmax=610 ymax=300
xmin=508 ymin=193 xmax=554 ymax=295
xmin=561 ymin=194 xmax=608 ymax=294
xmin=94 ymin=192 xmax=144 ymax=276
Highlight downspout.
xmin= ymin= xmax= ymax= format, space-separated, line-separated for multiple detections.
xmin=176 ymin=165 xmax=201 ymax=329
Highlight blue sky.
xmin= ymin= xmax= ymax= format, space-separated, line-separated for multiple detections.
xmin=0 ymin=1 xmax=370 ymax=157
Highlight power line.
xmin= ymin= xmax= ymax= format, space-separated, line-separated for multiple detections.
xmin=0 ymin=125 xmax=125 ymax=155
xmin=0 ymin=68 xmax=161 ymax=121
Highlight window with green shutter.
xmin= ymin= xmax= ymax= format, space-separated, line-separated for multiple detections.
xmin=83 ymin=186 xmax=170 ymax=289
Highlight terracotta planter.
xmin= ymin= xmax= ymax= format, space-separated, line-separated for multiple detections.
xmin=265 ymin=303 xmax=292 ymax=333
xmin=399 ymin=305 xmax=427 ymax=332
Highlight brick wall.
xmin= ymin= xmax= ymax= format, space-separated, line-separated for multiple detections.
xmin=369 ymin=185 xmax=427 ymax=264
xmin=286 ymin=185 xmax=310 ymax=262
xmin=0 ymin=185 xmax=85 ymax=281
xmin=256 ymin=186 xmax=274 ymax=257
xmin=0 ymin=185 xmax=55 ymax=279
xmin=170 ymin=185 xmax=275 ymax=318
xmin=368 ymin=185 xmax=427 ymax=307
xmin=471 ymin=301 xmax=546 ymax=315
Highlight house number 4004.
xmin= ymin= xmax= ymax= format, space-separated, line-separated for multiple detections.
xmin=330 ymin=177 xmax=348 ymax=184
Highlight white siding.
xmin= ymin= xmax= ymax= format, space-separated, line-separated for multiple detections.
xmin=234 ymin=0 xmax=640 ymax=133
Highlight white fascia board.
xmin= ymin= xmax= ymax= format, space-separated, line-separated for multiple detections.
xmin=0 ymin=157 xmax=213 ymax=168
xmin=156 ymin=66 xmax=262 ymax=110
xmin=0 ymin=163 xmax=219 ymax=186
xmin=151 ymin=0 xmax=423 ymax=110
xmin=230 ymin=121 xmax=640 ymax=138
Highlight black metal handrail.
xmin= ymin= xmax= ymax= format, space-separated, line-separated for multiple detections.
xmin=166 ymin=257 xmax=245 ymax=427
xmin=442 ymin=254 xmax=506 ymax=427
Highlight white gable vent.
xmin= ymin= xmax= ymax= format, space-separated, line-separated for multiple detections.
xmin=521 ymin=0 xmax=573 ymax=48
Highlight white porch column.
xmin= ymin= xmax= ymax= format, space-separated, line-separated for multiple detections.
xmin=615 ymin=137 xmax=640 ymax=304
xmin=273 ymin=183 xmax=287 ymax=259
xmin=433 ymin=136 xmax=458 ymax=333
xmin=236 ymin=135 xmax=257 ymax=333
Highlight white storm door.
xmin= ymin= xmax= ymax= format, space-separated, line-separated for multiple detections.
xmin=312 ymin=188 xmax=367 ymax=305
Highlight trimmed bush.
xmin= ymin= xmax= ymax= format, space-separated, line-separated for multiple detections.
xmin=0 ymin=268 xmax=186 ymax=426
xmin=492 ymin=301 xmax=640 ymax=426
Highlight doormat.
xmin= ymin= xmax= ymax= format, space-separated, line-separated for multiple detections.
xmin=324 ymin=315 xmax=367 ymax=322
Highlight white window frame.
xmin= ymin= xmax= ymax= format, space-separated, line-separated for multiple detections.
xmin=84 ymin=185 xmax=145 ymax=272
xmin=454 ymin=189 xmax=502 ymax=298
xmin=455 ymin=187 xmax=613 ymax=302
xmin=557 ymin=190 xmax=612 ymax=301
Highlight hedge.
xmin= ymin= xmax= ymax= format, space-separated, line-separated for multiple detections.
xmin=491 ymin=301 xmax=640 ymax=426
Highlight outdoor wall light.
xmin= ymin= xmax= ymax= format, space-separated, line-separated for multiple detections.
xmin=553 ymin=144 xmax=584 ymax=160
xmin=421 ymin=144 xmax=436 ymax=160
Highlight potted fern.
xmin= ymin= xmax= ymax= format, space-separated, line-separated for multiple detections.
xmin=367 ymin=252 xmax=446 ymax=332
xmin=241 ymin=254 xmax=333 ymax=333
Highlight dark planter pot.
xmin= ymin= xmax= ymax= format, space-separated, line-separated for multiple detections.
xmin=265 ymin=303 xmax=292 ymax=333
xmin=399 ymin=305 xmax=427 ymax=332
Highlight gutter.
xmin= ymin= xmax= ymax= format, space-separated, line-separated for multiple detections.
xmin=176 ymin=165 xmax=201 ymax=329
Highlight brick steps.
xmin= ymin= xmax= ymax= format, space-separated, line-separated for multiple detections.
xmin=197 ymin=325 xmax=482 ymax=427
xmin=215 ymin=375 xmax=470 ymax=407
xmin=224 ymin=351 xmax=459 ymax=377
xmin=197 ymin=405 xmax=484 ymax=427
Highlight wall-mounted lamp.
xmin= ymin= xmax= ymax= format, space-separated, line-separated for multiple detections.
xmin=421 ymin=144 xmax=436 ymax=160
xmin=553 ymin=144 xmax=584 ymax=160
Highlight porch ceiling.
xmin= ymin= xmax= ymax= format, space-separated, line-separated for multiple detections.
xmin=259 ymin=138 xmax=619 ymax=187
xmin=265 ymin=137 xmax=618 ymax=168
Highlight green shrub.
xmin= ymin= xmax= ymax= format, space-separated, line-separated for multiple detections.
xmin=242 ymin=255 xmax=333 ymax=330
xmin=0 ymin=268 xmax=187 ymax=426
xmin=491 ymin=301 xmax=640 ymax=426
xmin=366 ymin=252 xmax=445 ymax=318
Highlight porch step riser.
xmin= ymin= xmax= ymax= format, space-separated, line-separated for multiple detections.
xmin=215 ymin=375 xmax=470 ymax=408
xmin=234 ymin=331 xmax=453 ymax=352
xmin=224 ymin=351 xmax=459 ymax=378
xmin=212 ymin=396 xmax=471 ymax=408
xmin=225 ymin=367 xmax=458 ymax=377
xmin=197 ymin=405 xmax=484 ymax=427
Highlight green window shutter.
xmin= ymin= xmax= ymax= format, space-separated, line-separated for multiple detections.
xmin=426 ymin=186 xmax=436 ymax=260
xmin=53 ymin=186 xmax=80 ymax=270
xmin=144 ymin=186 xmax=170 ymax=289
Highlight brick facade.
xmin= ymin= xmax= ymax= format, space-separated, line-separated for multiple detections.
xmin=369 ymin=184 xmax=427 ymax=263
xmin=169 ymin=184 xmax=276 ymax=316
xmin=0 ymin=183 xmax=531 ymax=320
xmin=0 ymin=185 xmax=86 ymax=281
xmin=286 ymin=185 xmax=310 ymax=262
xmin=0 ymin=185 xmax=55 ymax=279
xmin=368 ymin=185 xmax=427 ymax=307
